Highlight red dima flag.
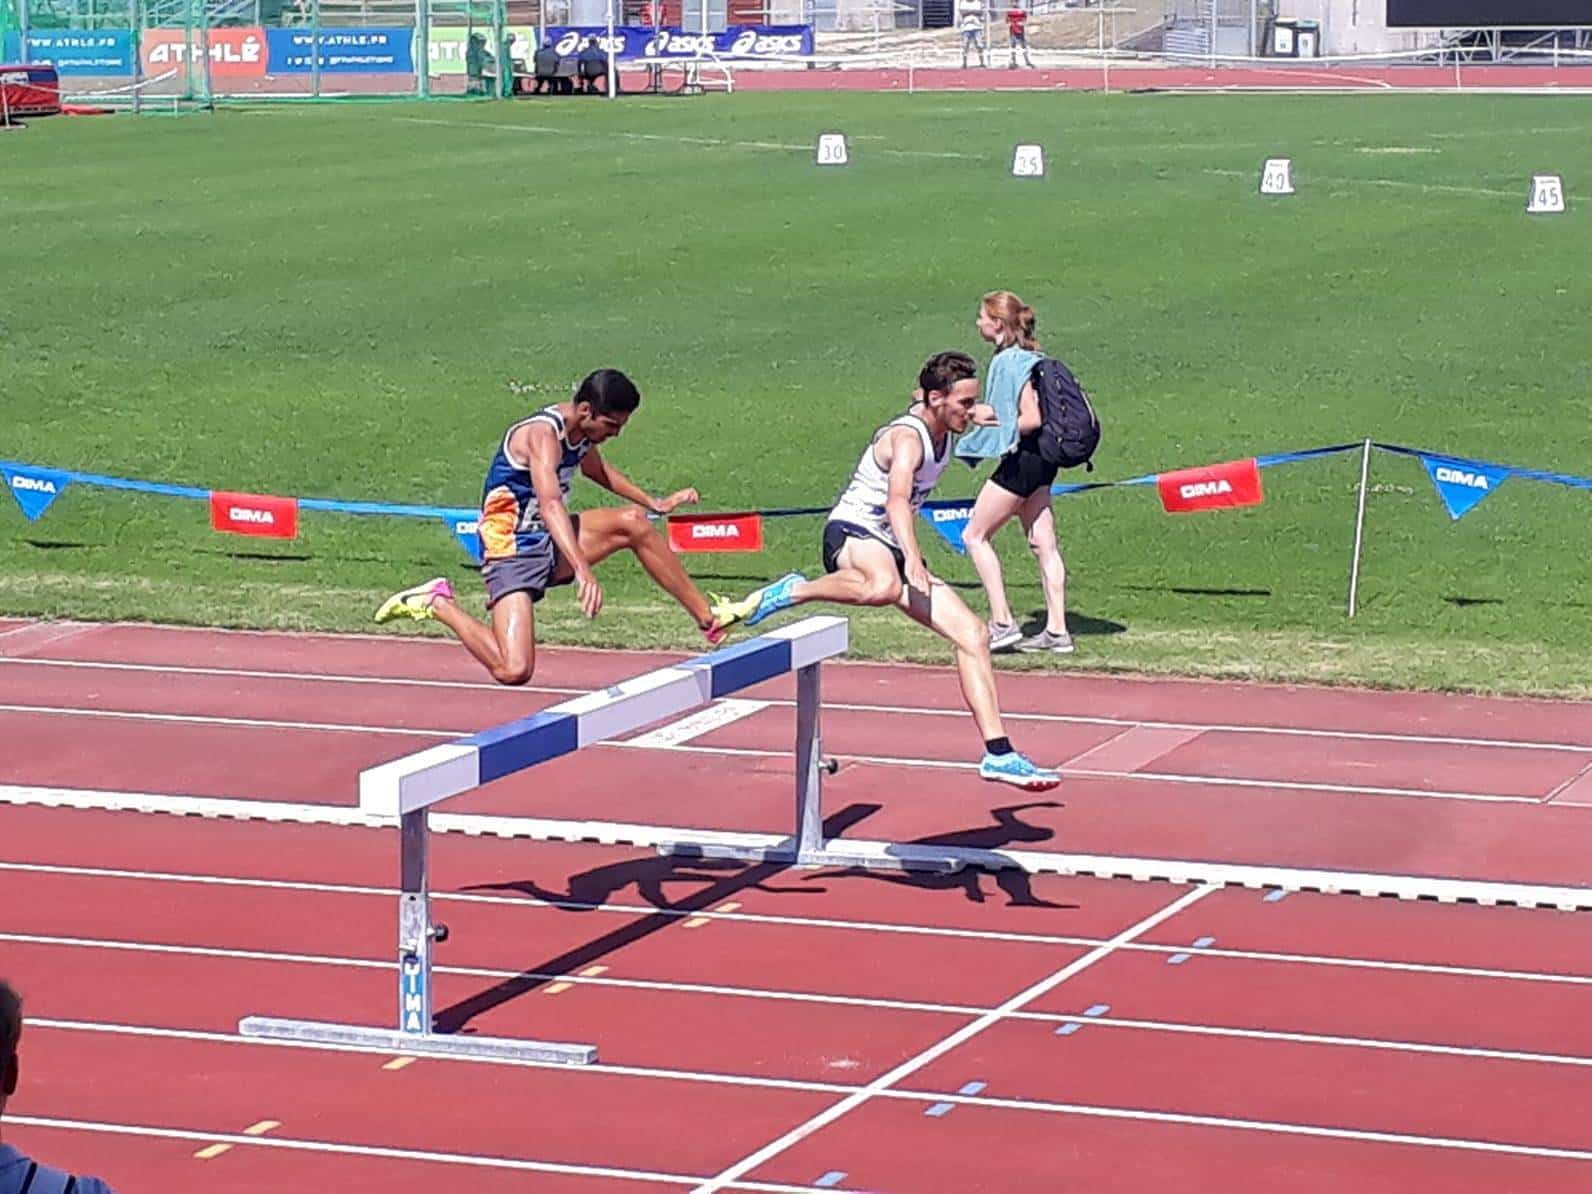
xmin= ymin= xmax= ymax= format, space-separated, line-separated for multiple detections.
xmin=209 ymin=491 xmax=299 ymax=539
xmin=1157 ymin=458 xmax=1264 ymax=513
xmin=667 ymin=512 xmax=764 ymax=553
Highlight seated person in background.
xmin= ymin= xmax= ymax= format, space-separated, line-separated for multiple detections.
xmin=578 ymin=36 xmax=608 ymax=94
xmin=532 ymin=37 xmax=560 ymax=93
xmin=465 ymin=31 xmax=496 ymax=95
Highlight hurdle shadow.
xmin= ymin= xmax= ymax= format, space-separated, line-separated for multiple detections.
xmin=434 ymin=803 xmax=881 ymax=1035
xmin=803 ymin=802 xmax=1076 ymax=910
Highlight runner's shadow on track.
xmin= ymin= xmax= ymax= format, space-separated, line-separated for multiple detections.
xmin=434 ymin=803 xmax=881 ymax=1034
xmin=802 ymin=802 xmax=1076 ymax=911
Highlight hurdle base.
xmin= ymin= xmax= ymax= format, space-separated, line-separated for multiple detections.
xmin=237 ymin=1016 xmax=597 ymax=1065
xmin=654 ymin=837 xmax=969 ymax=875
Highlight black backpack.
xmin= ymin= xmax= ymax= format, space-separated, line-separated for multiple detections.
xmin=1030 ymin=356 xmax=1101 ymax=471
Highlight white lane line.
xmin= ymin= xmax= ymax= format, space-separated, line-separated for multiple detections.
xmin=6 ymin=784 xmax=1591 ymax=910
xmin=6 ymin=655 xmax=1587 ymax=754
xmin=4 ymin=1115 xmax=825 ymax=1191
xmin=9 ymin=858 xmax=1592 ymax=987
xmin=30 ymin=1017 xmax=860 ymax=1095
xmin=877 ymin=1091 xmax=1592 ymax=1163
xmin=397 ymin=116 xmax=983 ymax=161
xmin=25 ymin=949 xmax=1592 ymax=1074
xmin=21 ymin=1032 xmax=1592 ymax=1170
xmin=0 ymin=700 xmax=1549 ymax=804
xmin=626 ymin=700 xmax=771 ymax=749
xmin=1204 ymin=166 xmax=1521 ymax=199
xmin=693 ymin=886 xmax=1214 ymax=1193
xmin=0 ymin=703 xmax=453 ymax=738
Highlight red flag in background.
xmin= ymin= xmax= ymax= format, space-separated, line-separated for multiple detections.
xmin=209 ymin=491 xmax=299 ymax=539
xmin=667 ymin=512 xmax=764 ymax=552
xmin=1158 ymin=458 xmax=1264 ymax=513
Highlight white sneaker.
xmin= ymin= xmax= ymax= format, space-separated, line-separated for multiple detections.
xmin=988 ymin=621 xmax=1023 ymax=652
xmin=1017 ymin=629 xmax=1075 ymax=654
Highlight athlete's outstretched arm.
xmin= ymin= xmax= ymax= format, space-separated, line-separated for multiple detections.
xmin=579 ymin=450 xmax=699 ymax=514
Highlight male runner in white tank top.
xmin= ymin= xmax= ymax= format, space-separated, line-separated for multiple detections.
xmin=713 ymin=351 xmax=1060 ymax=791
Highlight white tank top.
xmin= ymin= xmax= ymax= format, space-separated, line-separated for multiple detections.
xmin=827 ymin=411 xmax=953 ymax=550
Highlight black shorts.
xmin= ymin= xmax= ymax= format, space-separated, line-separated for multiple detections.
xmin=822 ymin=520 xmax=906 ymax=582
xmin=989 ymin=434 xmax=1059 ymax=499
xmin=480 ymin=514 xmax=580 ymax=607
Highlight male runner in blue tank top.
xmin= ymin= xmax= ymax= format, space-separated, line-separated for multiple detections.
xmin=714 ymin=352 xmax=1060 ymax=791
xmin=374 ymin=369 xmax=739 ymax=684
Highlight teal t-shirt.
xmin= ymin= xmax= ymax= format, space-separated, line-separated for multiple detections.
xmin=955 ymin=345 xmax=1042 ymax=462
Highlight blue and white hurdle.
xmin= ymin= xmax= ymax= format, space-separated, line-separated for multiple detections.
xmin=238 ymin=615 xmax=850 ymax=1065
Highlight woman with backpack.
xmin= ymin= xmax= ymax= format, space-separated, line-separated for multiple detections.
xmin=955 ymin=290 xmax=1074 ymax=654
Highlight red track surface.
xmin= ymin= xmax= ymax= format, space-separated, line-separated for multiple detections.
xmin=3 ymin=619 xmax=1592 ymax=1191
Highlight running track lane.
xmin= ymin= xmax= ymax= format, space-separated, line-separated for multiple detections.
xmin=3 ymin=622 xmax=1592 ymax=885
xmin=6 ymin=818 xmax=1592 ymax=1190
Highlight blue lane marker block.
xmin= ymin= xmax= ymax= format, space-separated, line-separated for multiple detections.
xmin=1264 ymin=889 xmax=1289 ymax=903
xmin=1084 ymin=1004 xmax=1110 ymax=1017
xmin=1168 ymin=936 xmax=1216 ymax=964
xmin=815 ymin=1172 xmax=847 ymax=1188
xmin=1055 ymin=1022 xmax=1082 ymax=1036
xmin=958 ymin=1081 xmax=986 ymax=1096
xmin=924 ymin=1102 xmax=956 ymax=1117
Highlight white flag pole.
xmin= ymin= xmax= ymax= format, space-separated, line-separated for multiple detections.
xmin=606 ymin=0 xmax=616 ymax=98
xmin=1346 ymin=438 xmax=1373 ymax=618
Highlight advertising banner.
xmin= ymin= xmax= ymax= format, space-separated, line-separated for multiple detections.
xmin=3 ymin=466 xmax=72 ymax=521
xmin=667 ymin=512 xmax=764 ymax=552
xmin=1157 ymin=458 xmax=1264 ymax=514
xmin=1419 ymin=455 xmax=1509 ymax=521
xmin=142 ymin=27 xmax=266 ymax=78
xmin=209 ymin=491 xmax=299 ymax=539
xmin=265 ymin=27 xmax=415 ymax=75
xmin=13 ymin=30 xmax=134 ymax=76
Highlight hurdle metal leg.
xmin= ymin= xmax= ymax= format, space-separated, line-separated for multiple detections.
xmin=241 ymin=806 xmax=597 ymax=1064
xmin=793 ymin=662 xmax=825 ymax=863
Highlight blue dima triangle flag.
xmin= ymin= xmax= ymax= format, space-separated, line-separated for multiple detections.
xmin=1420 ymin=455 xmax=1509 ymax=521
xmin=3 ymin=465 xmax=73 ymax=521
xmin=443 ymin=511 xmax=484 ymax=563
xmin=920 ymin=499 xmax=975 ymax=554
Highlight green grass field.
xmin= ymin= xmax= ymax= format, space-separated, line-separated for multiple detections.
xmin=3 ymin=93 xmax=1589 ymax=695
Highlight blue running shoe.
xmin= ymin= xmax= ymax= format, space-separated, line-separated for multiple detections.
xmin=730 ymin=571 xmax=806 ymax=627
xmin=978 ymin=751 xmax=1062 ymax=792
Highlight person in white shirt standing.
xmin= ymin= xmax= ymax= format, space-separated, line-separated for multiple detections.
xmin=0 ymin=981 xmax=116 ymax=1194
xmin=958 ymin=0 xmax=988 ymax=68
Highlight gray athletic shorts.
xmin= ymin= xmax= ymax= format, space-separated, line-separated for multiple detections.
xmin=480 ymin=515 xmax=579 ymax=608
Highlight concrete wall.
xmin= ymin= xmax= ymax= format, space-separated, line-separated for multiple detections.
xmin=1278 ymin=0 xmax=1432 ymax=55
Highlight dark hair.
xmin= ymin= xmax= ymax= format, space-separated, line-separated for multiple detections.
xmin=573 ymin=368 xmax=641 ymax=417
xmin=1 ymin=980 xmax=20 ymax=1070
xmin=918 ymin=350 xmax=978 ymax=396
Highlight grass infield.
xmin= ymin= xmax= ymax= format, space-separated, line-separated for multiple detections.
xmin=2 ymin=93 xmax=1589 ymax=696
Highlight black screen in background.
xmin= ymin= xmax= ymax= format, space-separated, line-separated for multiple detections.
xmin=1387 ymin=0 xmax=1592 ymax=25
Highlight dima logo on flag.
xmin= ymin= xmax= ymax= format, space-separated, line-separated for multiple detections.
xmin=1420 ymin=455 xmax=1509 ymax=521
xmin=2 ymin=466 xmax=72 ymax=522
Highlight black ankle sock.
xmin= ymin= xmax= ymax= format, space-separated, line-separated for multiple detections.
xmin=984 ymin=737 xmax=1014 ymax=757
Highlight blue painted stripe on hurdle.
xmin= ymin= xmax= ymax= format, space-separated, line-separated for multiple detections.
xmin=466 ymin=710 xmax=580 ymax=784
xmin=680 ymin=635 xmax=792 ymax=699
